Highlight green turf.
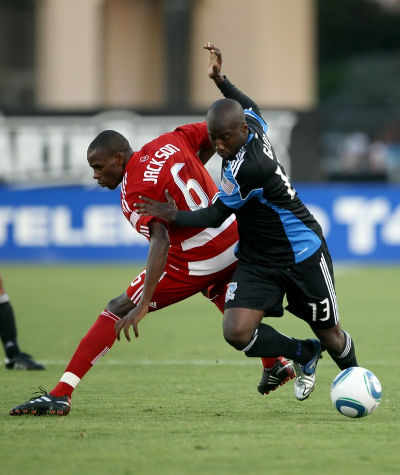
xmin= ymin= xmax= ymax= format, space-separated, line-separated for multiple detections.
xmin=0 ymin=264 xmax=399 ymax=475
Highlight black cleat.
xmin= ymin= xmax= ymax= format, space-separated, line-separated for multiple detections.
xmin=9 ymin=387 xmax=71 ymax=416
xmin=257 ymin=357 xmax=295 ymax=395
xmin=5 ymin=352 xmax=45 ymax=370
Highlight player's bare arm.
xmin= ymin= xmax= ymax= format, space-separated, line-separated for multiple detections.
xmin=137 ymin=190 xmax=232 ymax=229
xmin=205 ymin=42 xmax=260 ymax=115
xmin=115 ymin=220 xmax=170 ymax=341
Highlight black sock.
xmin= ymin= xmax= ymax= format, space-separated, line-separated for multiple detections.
xmin=0 ymin=297 xmax=20 ymax=359
xmin=328 ymin=330 xmax=358 ymax=370
xmin=243 ymin=323 xmax=316 ymax=364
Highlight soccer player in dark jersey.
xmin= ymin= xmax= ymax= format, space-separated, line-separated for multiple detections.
xmin=135 ymin=43 xmax=359 ymax=401
xmin=0 ymin=271 xmax=44 ymax=370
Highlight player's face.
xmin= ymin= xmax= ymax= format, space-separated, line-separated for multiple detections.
xmin=87 ymin=151 xmax=124 ymax=190
xmin=207 ymin=122 xmax=248 ymax=159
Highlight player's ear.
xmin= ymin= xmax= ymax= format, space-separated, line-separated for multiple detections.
xmin=115 ymin=152 xmax=125 ymax=165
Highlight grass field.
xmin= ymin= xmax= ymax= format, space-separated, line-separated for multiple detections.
xmin=0 ymin=264 xmax=399 ymax=475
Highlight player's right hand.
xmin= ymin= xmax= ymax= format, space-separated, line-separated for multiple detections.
xmin=135 ymin=189 xmax=178 ymax=223
xmin=115 ymin=302 xmax=149 ymax=341
xmin=203 ymin=42 xmax=222 ymax=80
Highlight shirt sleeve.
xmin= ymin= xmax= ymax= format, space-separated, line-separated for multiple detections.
xmin=174 ymin=122 xmax=210 ymax=153
xmin=217 ymin=76 xmax=261 ymax=116
xmin=125 ymin=181 xmax=165 ymax=239
xmin=174 ymin=198 xmax=232 ymax=228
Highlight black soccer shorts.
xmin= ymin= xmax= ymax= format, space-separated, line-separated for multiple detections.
xmin=224 ymin=243 xmax=339 ymax=329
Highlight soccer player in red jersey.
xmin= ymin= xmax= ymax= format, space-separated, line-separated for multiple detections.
xmin=9 ymin=123 xmax=293 ymax=416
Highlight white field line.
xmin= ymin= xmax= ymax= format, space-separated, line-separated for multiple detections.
xmin=38 ymin=359 xmax=395 ymax=367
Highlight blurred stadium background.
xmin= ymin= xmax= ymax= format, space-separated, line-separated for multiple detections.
xmin=2 ymin=4 xmax=399 ymax=473
xmin=0 ymin=0 xmax=399 ymax=263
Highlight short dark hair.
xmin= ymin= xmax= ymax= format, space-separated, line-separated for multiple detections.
xmin=87 ymin=130 xmax=132 ymax=156
xmin=207 ymin=98 xmax=244 ymax=127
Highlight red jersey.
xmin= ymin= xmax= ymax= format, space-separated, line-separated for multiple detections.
xmin=121 ymin=122 xmax=238 ymax=276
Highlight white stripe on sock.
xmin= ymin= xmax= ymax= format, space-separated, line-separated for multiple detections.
xmin=336 ymin=330 xmax=351 ymax=359
xmin=60 ymin=371 xmax=81 ymax=388
xmin=101 ymin=310 xmax=120 ymax=322
xmin=241 ymin=329 xmax=259 ymax=353
xmin=91 ymin=346 xmax=110 ymax=365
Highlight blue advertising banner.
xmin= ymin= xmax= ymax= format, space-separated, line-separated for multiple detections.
xmin=297 ymin=183 xmax=400 ymax=261
xmin=0 ymin=184 xmax=399 ymax=262
xmin=0 ymin=186 xmax=149 ymax=262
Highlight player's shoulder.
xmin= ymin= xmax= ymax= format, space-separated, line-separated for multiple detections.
xmin=244 ymin=108 xmax=268 ymax=135
xmin=123 ymin=155 xmax=158 ymax=196
xmin=231 ymin=140 xmax=274 ymax=185
xmin=175 ymin=121 xmax=207 ymax=135
xmin=139 ymin=130 xmax=181 ymax=153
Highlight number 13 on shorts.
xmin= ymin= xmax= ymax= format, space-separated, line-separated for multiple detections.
xmin=308 ymin=298 xmax=331 ymax=322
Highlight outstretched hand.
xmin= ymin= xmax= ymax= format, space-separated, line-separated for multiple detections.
xmin=115 ymin=302 xmax=149 ymax=341
xmin=134 ymin=189 xmax=178 ymax=223
xmin=203 ymin=42 xmax=223 ymax=82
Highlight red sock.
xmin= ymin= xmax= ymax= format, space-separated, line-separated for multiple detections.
xmin=262 ymin=357 xmax=280 ymax=369
xmin=50 ymin=310 xmax=119 ymax=398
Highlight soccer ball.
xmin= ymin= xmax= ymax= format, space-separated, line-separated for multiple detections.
xmin=330 ymin=367 xmax=382 ymax=418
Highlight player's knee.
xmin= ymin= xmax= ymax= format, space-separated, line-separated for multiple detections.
xmin=223 ymin=325 xmax=252 ymax=350
xmin=106 ymin=293 xmax=135 ymax=318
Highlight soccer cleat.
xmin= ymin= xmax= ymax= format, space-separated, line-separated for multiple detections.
xmin=257 ymin=357 xmax=295 ymax=395
xmin=9 ymin=387 xmax=71 ymax=416
xmin=293 ymin=339 xmax=323 ymax=401
xmin=5 ymin=352 xmax=45 ymax=370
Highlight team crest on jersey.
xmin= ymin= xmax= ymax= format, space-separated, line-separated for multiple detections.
xmin=140 ymin=155 xmax=150 ymax=162
xmin=225 ymin=282 xmax=238 ymax=302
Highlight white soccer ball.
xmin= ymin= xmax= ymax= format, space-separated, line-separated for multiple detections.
xmin=330 ymin=366 xmax=382 ymax=418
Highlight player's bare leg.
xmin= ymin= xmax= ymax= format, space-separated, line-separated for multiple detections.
xmin=224 ymin=308 xmax=302 ymax=394
xmin=203 ymin=284 xmax=293 ymax=394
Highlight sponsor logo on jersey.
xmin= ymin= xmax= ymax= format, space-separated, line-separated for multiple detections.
xmin=140 ymin=155 xmax=150 ymax=162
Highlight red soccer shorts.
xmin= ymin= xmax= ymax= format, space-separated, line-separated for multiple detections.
xmin=126 ymin=262 xmax=237 ymax=314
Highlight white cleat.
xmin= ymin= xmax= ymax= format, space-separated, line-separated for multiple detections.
xmin=293 ymin=339 xmax=323 ymax=401
xmin=293 ymin=362 xmax=316 ymax=400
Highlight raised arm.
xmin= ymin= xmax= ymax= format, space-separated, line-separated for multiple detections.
xmin=204 ymin=42 xmax=261 ymax=116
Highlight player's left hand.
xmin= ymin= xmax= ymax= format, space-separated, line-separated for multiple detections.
xmin=203 ymin=42 xmax=223 ymax=82
xmin=135 ymin=189 xmax=178 ymax=223
xmin=115 ymin=302 xmax=149 ymax=341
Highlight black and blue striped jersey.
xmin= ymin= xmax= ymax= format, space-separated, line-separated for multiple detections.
xmin=216 ymin=106 xmax=322 ymax=267
xmin=174 ymin=77 xmax=323 ymax=267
